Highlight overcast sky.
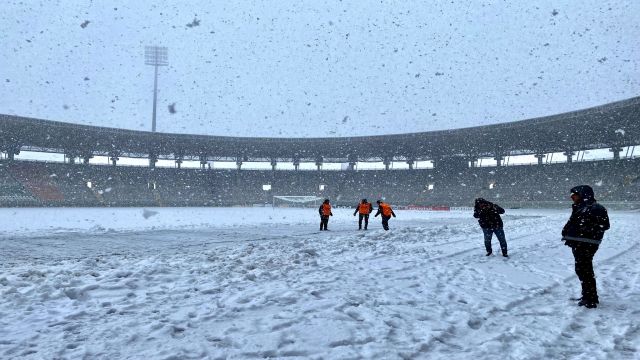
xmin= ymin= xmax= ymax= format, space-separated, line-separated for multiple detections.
xmin=1 ymin=1 xmax=638 ymax=138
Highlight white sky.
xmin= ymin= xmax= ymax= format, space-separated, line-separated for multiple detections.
xmin=1 ymin=0 xmax=638 ymax=137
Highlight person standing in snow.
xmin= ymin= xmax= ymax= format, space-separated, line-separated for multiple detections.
xmin=353 ymin=198 xmax=373 ymax=230
xmin=318 ymin=198 xmax=333 ymax=231
xmin=562 ymin=185 xmax=610 ymax=309
xmin=374 ymin=200 xmax=396 ymax=230
xmin=473 ymin=198 xmax=508 ymax=257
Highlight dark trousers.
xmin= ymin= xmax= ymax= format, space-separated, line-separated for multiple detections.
xmin=381 ymin=215 xmax=391 ymax=230
xmin=572 ymin=245 xmax=599 ymax=303
xmin=482 ymin=228 xmax=508 ymax=254
xmin=358 ymin=214 xmax=369 ymax=229
xmin=320 ymin=216 xmax=329 ymax=230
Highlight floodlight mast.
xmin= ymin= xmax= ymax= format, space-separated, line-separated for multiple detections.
xmin=144 ymin=46 xmax=168 ymax=133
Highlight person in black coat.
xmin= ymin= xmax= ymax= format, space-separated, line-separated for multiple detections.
xmin=473 ymin=198 xmax=508 ymax=257
xmin=562 ymin=185 xmax=610 ymax=309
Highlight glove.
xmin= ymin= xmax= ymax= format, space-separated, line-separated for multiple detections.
xmin=393 ymin=214 xmax=396 ymax=218
xmin=330 ymin=213 xmax=333 ymax=216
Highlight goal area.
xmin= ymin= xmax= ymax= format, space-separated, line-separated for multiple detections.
xmin=272 ymin=195 xmax=323 ymax=208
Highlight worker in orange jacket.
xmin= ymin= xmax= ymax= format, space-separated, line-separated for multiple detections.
xmin=318 ymin=199 xmax=333 ymax=231
xmin=374 ymin=200 xmax=396 ymax=230
xmin=353 ymin=198 xmax=373 ymax=230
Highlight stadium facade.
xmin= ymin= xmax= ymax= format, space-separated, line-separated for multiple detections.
xmin=1 ymin=97 xmax=638 ymax=208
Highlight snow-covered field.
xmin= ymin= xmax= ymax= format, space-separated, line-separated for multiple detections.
xmin=1 ymin=207 xmax=638 ymax=359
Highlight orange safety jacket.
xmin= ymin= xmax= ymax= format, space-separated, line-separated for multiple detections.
xmin=321 ymin=203 xmax=332 ymax=216
xmin=379 ymin=202 xmax=393 ymax=217
xmin=359 ymin=203 xmax=371 ymax=214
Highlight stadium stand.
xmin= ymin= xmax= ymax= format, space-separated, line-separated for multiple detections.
xmin=0 ymin=158 xmax=637 ymax=208
xmin=0 ymin=164 xmax=39 ymax=206
xmin=0 ymin=96 xmax=638 ymax=208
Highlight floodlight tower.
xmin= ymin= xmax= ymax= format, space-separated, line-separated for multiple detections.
xmin=144 ymin=46 xmax=168 ymax=132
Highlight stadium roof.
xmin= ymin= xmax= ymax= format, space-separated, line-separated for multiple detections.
xmin=1 ymin=96 xmax=639 ymax=163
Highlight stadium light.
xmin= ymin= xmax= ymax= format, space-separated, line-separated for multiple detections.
xmin=145 ymin=46 xmax=168 ymax=132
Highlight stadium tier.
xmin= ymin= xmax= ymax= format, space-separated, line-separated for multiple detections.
xmin=0 ymin=96 xmax=639 ymax=208
xmin=0 ymin=159 xmax=638 ymax=208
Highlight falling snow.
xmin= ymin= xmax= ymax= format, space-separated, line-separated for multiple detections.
xmin=0 ymin=1 xmax=636 ymax=137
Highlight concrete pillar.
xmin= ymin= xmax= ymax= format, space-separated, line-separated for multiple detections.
xmin=347 ymin=155 xmax=358 ymax=171
xmin=494 ymin=155 xmax=503 ymax=167
xmin=6 ymin=145 xmax=19 ymax=161
xmin=199 ymin=155 xmax=208 ymax=169
xmin=149 ymin=154 xmax=157 ymax=168
xmin=564 ymin=151 xmax=575 ymax=163
xmin=83 ymin=154 xmax=93 ymax=165
xmin=383 ymin=158 xmax=392 ymax=170
xmin=610 ymin=147 xmax=623 ymax=160
xmin=465 ymin=156 xmax=474 ymax=168
xmin=406 ymin=159 xmax=414 ymax=170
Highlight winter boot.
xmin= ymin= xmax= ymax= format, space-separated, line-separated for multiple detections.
xmin=486 ymin=251 xmax=492 ymax=256
xmin=578 ymin=300 xmax=598 ymax=309
xmin=573 ymin=296 xmax=599 ymax=304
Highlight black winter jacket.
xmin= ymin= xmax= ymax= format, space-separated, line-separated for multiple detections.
xmin=473 ymin=199 xmax=505 ymax=229
xmin=562 ymin=186 xmax=610 ymax=247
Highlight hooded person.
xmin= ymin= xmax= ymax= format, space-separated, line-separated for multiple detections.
xmin=562 ymin=185 xmax=610 ymax=308
xmin=473 ymin=198 xmax=508 ymax=257
xmin=353 ymin=198 xmax=373 ymax=230
xmin=374 ymin=200 xmax=396 ymax=230
xmin=318 ymin=198 xmax=333 ymax=231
